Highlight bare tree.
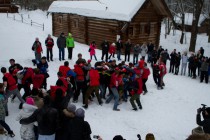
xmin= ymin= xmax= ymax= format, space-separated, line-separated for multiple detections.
xmin=189 ymin=0 xmax=205 ymax=52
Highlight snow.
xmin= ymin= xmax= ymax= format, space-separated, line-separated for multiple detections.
xmin=174 ymin=13 xmax=206 ymax=26
xmin=48 ymin=0 xmax=145 ymax=21
xmin=0 ymin=10 xmax=210 ymax=140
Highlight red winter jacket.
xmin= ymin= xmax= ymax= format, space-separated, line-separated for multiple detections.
xmin=59 ymin=65 xmax=71 ymax=78
xmin=50 ymin=86 xmax=66 ymax=101
xmin=109 ymin=73 xmax=119 ymax=88
xmin=134 ymin=67 xmax=143 ymax=76
xmin=138 ymin=60 xmax=145 ymax=69
xmin=142 ymin=67 xmax=150 ymax=79
xmin=89 ymin=69 xmax=100 ymax=86
xmin=109 ymin=45 xmax=116 ymax=54
xmin=74 ymin=64 xmax=84 ymax=81
xmin=4 ymin=73 xmax=17 ymax=90
xmin=33 ymin=74 xmax=44 ymax=89
xmin=159 ymin=63 xmax=167 ymax=77
xmin=45 ymin=37 xmax=54 ymax=49
xmin=137 ymin=78 xmax=143 ymax=94
xmin=36 ymin=44 xmax=43 ymax=54
xmin=58 ymin=77 xmax=68 ymax=92
xmin=22 ymin=68 xmax=34 ymax=85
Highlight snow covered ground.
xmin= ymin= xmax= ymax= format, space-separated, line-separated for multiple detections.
xmin=0 ymin=10 xmax=210 ymax=140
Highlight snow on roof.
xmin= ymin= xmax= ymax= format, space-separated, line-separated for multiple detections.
xmin=174 ymin=13 xmax=207 ymax=27
xmin=48 ymin=0 xmax=145 ymax=22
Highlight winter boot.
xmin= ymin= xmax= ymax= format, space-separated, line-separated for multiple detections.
xmin=132 ymin=108 xmax=137 ymax=111
xmin=0 ymin=128 xmax=6 ymax=135
xmin=83 ymin=104 xmax=88 ymax=109
xmin=8 ymin=131 xmax=15 ymax=138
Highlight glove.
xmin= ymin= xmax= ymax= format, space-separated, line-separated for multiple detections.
xmin=197 ymin=108 xmax=202 ymax=114
xmin=87 ymin=59 xmax=91 ymax=63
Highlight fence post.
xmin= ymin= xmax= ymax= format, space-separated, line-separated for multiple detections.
xmin=7 ymin=11 xmax=8 ymax=18
xmin=28 ymin=14 xmax=30 ymax=19
xmin=31 ymin=20 xmax=32 ymax=26
xmin=13 ymin=15 xmax=15 ymax=20
xmin=43 ymin=23 xmax=44 ymax=31
xmin=21 ymin=14 xmax=23 ymax=23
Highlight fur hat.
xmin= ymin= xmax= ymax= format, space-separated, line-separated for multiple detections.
xmin=26 ymin=97 xmax=35 ymax=105
xmin=75 ymin=108 xmax=85 ymax=118
xmin=67 ymin=104 xmax=76 ymax=113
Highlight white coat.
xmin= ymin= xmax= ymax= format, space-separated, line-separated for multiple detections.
xmin=16 ymin=103 xmax=38 ymax=140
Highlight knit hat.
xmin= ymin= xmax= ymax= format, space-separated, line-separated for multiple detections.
xmin=145 ymin=133 xmax=155 ymax=140
xmin=113 ymin=135 xmax=124 ymax=140
xmin=67 ymin=104 xmax=76 ymax=113
xmin=26 ymin=97 xmax=35 ymax=105
xmin=75 ymin=108 xmax=85 ymax=118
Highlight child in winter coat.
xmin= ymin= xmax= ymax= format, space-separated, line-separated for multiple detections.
xmin=89 ymin=41 xmax=97 ymax=61
xmin=16 ymin=97 xmax=38 ymax=140
xmin=129 ymin=75 xmax=143 ymax=111
xmin=108 ymin=43 xmax=116 ymax=59
xmin=0 ymin=83 xmax=15 ymax=137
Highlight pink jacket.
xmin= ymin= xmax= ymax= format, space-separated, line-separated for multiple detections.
xmin=89 ymin=44 xmax=96 ymax=56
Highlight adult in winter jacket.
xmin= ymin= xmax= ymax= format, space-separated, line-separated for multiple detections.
xmin=62 ymin=108 xmax=92 ymax=140
xmin=45 ymin=34 xmax=54 ymax=62
xmin=32 ymin=38 xmax=43 ymax=63
xmin=199 ymin=47 xmax=204 ymax=57
xmin=129 ymin=75 xmax=143 ymax=111
xmin=106 ymin=69 xmax=120 ymax=111
xmin=89 ymin=41 xmax=97 ymax=61
xmin=76 ymin=53 xmax=87 ymax=65
xmin=147 ymin=42 xmax=154 ymax=63
xmin=20 ymin=95 xmax=58 ymax=140
xmin=181 ymin=52 xmax=188 ymax=76
xmin=151 ymin=48 xmax=158 ymax=65
xmin=16 ymin=97 xmax=38 ymax=140
xmin=175 ymin=52 xmax=181 ymax=75
xmin=159 ymin=61 xmax=167 ymax=89
xmin=32 ymin=68 xmax=44 ymax=90
xmin=59 ymin=61 xmax=71 ymax=78
xmin=124 ymin=39 xmax=132 ymax=62
xmin=160 ymin=49 xmax=170 ymax=65
xmin=142 ymin=63 xmax=150 ymax=94
xmin=133 ymin=44 xmax=141 ymax=65
xmin=116 ymin=39 xmax=123 ymax=61
xmin=37 ymin=57 xmax=49 ymax=89
xmin=169 ymin=49 xmax=177 ymax=73
xmin=0 ymin=83 xmax=15 ymax=137
xmin=200 ymin=57 xmax=209 ymax=83
xmin=197 ymin=107 xmax=210 ymax=134
xmin=57 ymin=32 xmax=66 ymax=61
xmin=109 ymin=43 xmax=116 ymax=59
xmin=66 ymin=33 xmax=75 ymax=60
xmin=83 ymin=68 xmax=102 ymax=109
xmin=101 ymin=40 xmax=109 ymax=62
xmin=1 ymin=67 xmax=25 ymax=114
xmin=140 ymin=43 xmax=148 ymax=59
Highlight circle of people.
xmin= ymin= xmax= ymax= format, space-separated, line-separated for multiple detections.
xmin=0 ymin=32 xmax=208 ymax=140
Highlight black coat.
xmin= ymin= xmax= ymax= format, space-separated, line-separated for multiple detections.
xmin=57 ymin=34 xmax=66 ymax=48
xmin=124 ymin=42 xmax=132 ymax=52
xmin=101 ymin=41 xmax=109 ymax=53
xmin=116 ymin=42 xmax=123 ymax=51
xmin=147 ymin=44 xmax=154 ymax=53
xmin=62 ymin=117 xmax=92 ymax=140
xmin=197 ymin=114 xmax=210 ymax=134
xmin=20 ymin=105 xmax=58 ymax=135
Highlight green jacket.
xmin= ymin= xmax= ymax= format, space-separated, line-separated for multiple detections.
xmin=66 ymin=33 xmax=75 ymax=48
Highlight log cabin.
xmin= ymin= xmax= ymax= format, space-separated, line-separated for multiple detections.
xmin=0 ymin=0 xmax=18 ymax=13
xmin=175 ymin=13 xmax=209 ymax=34
xmin=48 ymin=0 xmax=173 ymax=48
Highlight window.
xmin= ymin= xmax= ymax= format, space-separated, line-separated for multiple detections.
xmin=73 ymin=19 xmax=79 ymax=28
xmin=150 ymin=23 xmax=155 ymax=34
xmin=140 ymin=23 xmax=146 ymax=34
xmin=57 ymin=15 xmax=63 ymax=24
xmin=129 ymin=27 xmax=134 ymax=36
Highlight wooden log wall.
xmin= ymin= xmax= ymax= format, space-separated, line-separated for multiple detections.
xmin=87 ymin=18 xmax=119 ymax=48
xmin=0 ymin=0 xmax=10 ymax=4
xmin=52 ymin=13 xmax=69 ymax=37
xmin=69 ymin=14 xmax=87 ymax=44
xmin=127 ymin=0 xmax=163 ymax=47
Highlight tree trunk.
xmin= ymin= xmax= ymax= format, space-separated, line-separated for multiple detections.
xmin=189 ymin=0 xmax=204 ymax=52
xmin=180 ymin=13 xmax=185 ymax=44
xmin=208 ymin=14 xmax=210 ymax=43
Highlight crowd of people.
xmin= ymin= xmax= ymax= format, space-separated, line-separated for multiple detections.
xmin=0 ymin=32 xmax=209 ymax=140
